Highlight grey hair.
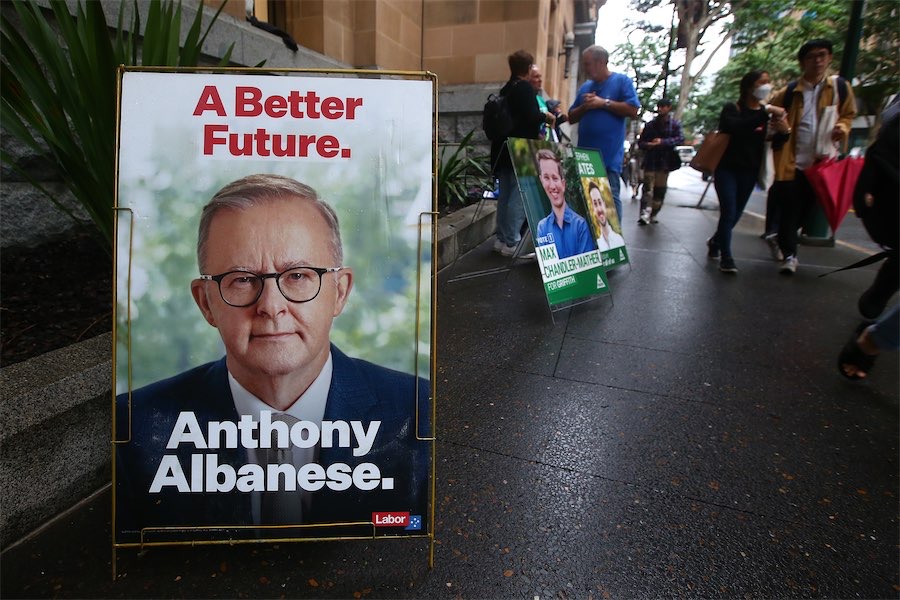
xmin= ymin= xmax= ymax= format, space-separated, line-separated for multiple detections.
xmin=197 ymin=174 xmax=343 ymax=272
xmin=583 ymin=45 xmax=609 ymax=63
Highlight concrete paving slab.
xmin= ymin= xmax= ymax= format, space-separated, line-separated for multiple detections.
xmin=432 ymin=448 xmax=896 ymax=599
xmin=437 ymin=344 xmax=898 ymax=579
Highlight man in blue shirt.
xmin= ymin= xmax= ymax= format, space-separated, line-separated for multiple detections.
xmin=534 ymin=148 xmax=594 ymax=259
xmin=568 ymin=45 xmax=640 ymax=223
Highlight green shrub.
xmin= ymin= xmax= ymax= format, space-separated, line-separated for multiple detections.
xmin=0 ymin=0 xmax=235 ymax=248
xmin=437 ymin=129 xmax=491 ymax=210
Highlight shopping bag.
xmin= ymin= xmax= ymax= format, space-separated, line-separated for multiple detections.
xmin=690 ymin=130 xmax=730 ymax=173
xmin=757 ymin=141 xmax=774 ymax=190
xmin=805 ymin=156 xmax=865 ymax=233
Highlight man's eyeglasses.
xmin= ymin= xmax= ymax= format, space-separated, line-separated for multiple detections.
xmin=199 ymin=267 xmax=343 ymax=307
xmin=803 ymin=50 xmax=830 ymax=62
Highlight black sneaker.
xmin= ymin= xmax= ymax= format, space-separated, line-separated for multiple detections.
xmin=706 ymin=238 xmax=720 ymax=260
xmin=719 ymin=256 xmax=738 ymax=273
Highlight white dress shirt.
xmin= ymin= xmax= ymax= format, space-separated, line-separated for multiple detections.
xmin=229 ymin=352 xmax=333 ymax=524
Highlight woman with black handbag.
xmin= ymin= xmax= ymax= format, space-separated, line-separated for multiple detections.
xmin=706 ymin=70 xmax=789 ymax=273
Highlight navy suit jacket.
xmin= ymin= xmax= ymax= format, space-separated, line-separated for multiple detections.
xmin=115 ymin=345 xmax=430 ymax=543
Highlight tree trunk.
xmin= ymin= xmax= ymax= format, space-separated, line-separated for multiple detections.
xmin=672 ymin=0 xmax=741 ymax=122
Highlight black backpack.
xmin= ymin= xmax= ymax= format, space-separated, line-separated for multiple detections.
xmin=482 ymin=92 xmax=513 ymax=141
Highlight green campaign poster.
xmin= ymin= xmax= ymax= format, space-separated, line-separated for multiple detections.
xmin=571 ymin=147 xmax=630 ymax=268
xmin=507 ymin=138 xmax=610 ymax=307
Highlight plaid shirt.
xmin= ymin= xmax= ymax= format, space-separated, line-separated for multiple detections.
xmin=638 ymin=115 xmax=684 ymax=172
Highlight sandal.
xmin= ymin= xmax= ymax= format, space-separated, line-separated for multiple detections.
xmin=838 ymin=322 xmax=877 ymax=380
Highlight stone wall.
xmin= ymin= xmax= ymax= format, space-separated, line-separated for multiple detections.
xmin=0 ymin=334 xmax=112 ymax=547
xmin=438 ymin=83 xmax=497 ymax=153
xmin=0 ymin=134 xmax=92 ymax=249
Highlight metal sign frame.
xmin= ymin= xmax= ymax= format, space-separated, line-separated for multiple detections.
xmin=111 ymin=66 xmax=438 ymax=578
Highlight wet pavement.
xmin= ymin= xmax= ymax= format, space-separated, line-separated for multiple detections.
xmin=3 ymin=169 xmax=898 ymax=598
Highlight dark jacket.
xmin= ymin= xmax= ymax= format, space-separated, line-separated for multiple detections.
xmin=115 ymin=344 xmax=431 ymax=543
xmin=854 ymin=100 xmax=899 ymax=249
xmin=638 ymin=114 xmax=684 ymax=172
xmin=490 ymin=77 xmax=545 ymax=173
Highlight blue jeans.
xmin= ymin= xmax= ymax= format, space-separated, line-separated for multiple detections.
xmin=494 ymin=165 xmax=526 ymax=247
xmin=870 ymin=303 xmax=899 ymax=352
xmin=607 ymin=170 xmax=622 ymax=223
xmin=711 ymin=167 xmax=757 ymax=258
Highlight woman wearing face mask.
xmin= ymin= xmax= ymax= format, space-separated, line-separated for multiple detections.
xmin=707 ymin=70 xmax=790 ymax=273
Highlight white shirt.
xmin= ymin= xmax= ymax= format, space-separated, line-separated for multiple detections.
xmin=597 ymin=228 xmax=625 ymax=252
xmin=229 ymin=352 xmax=333 ymax=524
xmin=795 ymin=78 xmax=826 ymax=170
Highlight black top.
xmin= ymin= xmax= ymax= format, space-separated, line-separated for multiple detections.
xmin=716 ymin=101 xmax=769 ymax=172
xmin=490 ymin=77 xmax=545 ymax=173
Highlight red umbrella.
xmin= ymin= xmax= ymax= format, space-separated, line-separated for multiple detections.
xmin=805 ymin=157 xmax=865 ymax=233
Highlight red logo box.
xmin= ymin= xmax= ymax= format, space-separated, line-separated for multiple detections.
xmin=372 ymin=512 xmax=409 ymax=527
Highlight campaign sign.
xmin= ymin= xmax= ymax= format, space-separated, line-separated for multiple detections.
xmin=113 ymin=70 xmax=434 ymax=546
xmin=508 ymin=138 xmax=609 ymax=306
xmin=572 ymin=147 xmax=630 ymax=269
